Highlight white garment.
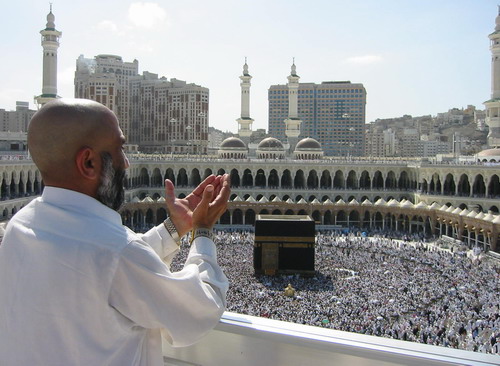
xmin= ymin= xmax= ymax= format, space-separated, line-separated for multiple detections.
xmin=0 ymin=187 xmax=228 ymax=366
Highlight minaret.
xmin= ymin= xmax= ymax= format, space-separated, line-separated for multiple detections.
xmin=284 ymin=60 xmax=302 ymax=153
xmin=236 ymin=58 xmax=253 ymax=145
xmin=484 ymin=6 xmax=500 ymax=148
xmin=35 ymin=5 xmax=62 ymax=107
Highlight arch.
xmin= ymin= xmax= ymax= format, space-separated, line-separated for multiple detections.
xmin=151 ymin=168 xmax=162 ymax=187
xmin=333 ymin=170 xmax=345 ymax=189
xmin=349 ymin=210 xmax=360 ymax=228
xmin=457 ymin=174 xmax=470 ymax=196
xmin=472 ymin=174 xmax=486 ymax=197
xmin=255 ymin=169 xmax=266 ymax=188
xmin=164 ymin=168 xmax=175 ymax=185
xmin=312 ymin=210 xmax=321 ymax=223
xmin=219 ymin=210 xmax=230 ymax=224
xmin=233 ymin=209 xmax=243 ymax=225
xmin=324 ymin=210 xmax=332 ymax=225
xmin=242 ymin=169 xmax=253 ymax=187
xmin=190 ymin=168 xmax=202 ymax=187
xmin=373 ymin=171 xmax=383 ymax=189
xmin=272 ymin=209 xmax=282 ymax=215
xmin=398 ymin=171 xmax=410 ymax=190
xmin=281 ymin=169 xmax=292 ymax=188
xmin=306 ymin=170 xmax=319 ymax=189
xmin=374 ymin=212 xmax=384 ymax=229
xmin=385 ymin=171 xmax=396 ymax=189
xmin=320 ymin=170 xmax=332 ymax=189
xmin=294 ymin=170 xmax=306 ymax=189
xmin=346 ymin=170 xmax=358 ymax=189
xmin=203 ymin=168 xmax=213 ymax=180
xmin=177 ymin=168 xmax=188 ymax=187
xmin=245 ymin=209 xmax=256 ymax=225
xmin=268 ymin=169 xmax=279 ymax=188
xmin=157 ymin=207 xmax=167 ymax=223
xmin=488 ymin=174 xmax=500 ymax=198
xmin=139 ymin=168 xmax=150 ymax=186
xmin=359 ymin=170 xmax=371 ymax=189
xmin=230 ymin=169 xmax=240 ymax=188
xmin=443 ymin=173 xmax=456 ymax=196
xmin=145 ymin=208 xmax=154 ymax=226
xmin=336 ymin=210 xmax=347 ymax=226
xmin=217 ymin=168 xmax=226 ymax=176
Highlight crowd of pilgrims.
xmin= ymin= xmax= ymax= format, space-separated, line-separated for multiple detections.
xmin=170 ymin=229 xmax=500 ymax=355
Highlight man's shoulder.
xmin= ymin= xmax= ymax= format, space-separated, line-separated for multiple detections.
xmin=6 ymin=196 xmax=131 ymax=254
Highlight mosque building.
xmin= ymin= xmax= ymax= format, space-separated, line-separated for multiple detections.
xmin=0 ymin=7 xmax=499 ymax=256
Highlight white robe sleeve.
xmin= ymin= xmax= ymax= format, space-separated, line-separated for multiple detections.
xmin=136 ymin=224 xmax=180 ymax=266
xmin=108 ymin=235 xmax=228 ymax=347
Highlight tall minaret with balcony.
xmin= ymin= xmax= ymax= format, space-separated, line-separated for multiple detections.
xmin=237 ymin=59 xmax=253 ymax=145
xmin=484 ymin=6 xmax=500 ymax=148
xmin=284 ymin=61 xmax=302 ymax=152
xmin=35 ymin=5 xmax=62 ymax=107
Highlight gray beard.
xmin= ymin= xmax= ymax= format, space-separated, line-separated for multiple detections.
xmin=96 ymin=152 xmax=126 ymax=211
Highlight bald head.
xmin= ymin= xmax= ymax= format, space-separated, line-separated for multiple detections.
xmin=28 ymin=98 xmax=121 ymax=187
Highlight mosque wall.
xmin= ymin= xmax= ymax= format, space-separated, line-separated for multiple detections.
xmin=0 ymin=157 xmax=499 ymax=251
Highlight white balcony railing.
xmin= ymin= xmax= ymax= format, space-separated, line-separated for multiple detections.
xmin=162 ymin=312 xmax=499 ymax=366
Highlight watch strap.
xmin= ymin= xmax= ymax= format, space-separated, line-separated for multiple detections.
xmin=190 ymin=228 xmax=214 ymax=244
xmin=163 ymin=217 xmax=181 ymax=246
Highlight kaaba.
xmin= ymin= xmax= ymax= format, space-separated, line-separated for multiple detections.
xmin=254 ymin=214 xmax=315 ymax=276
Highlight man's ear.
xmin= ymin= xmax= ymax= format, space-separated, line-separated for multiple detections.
xmin=75 ymin=147 xmax=99 ymax=180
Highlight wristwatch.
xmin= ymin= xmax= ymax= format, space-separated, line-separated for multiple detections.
xmin=163 ymin=217 xmax=181 ymax=246
xmin=190 ymin=227 xmax=214 ymax=245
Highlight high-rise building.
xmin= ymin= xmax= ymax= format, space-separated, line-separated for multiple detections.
xmin=75 ymin=55 xmax=209 ymax=154
xmin=35 ymin=6 xmax=62 ymax=107
xmin=75 ymin=54 xmax=139 ymax=143
xmin=129 ymin=73 xmax=208 ymax=154
xmin=268 ymin=75 xmax=366 ymax=156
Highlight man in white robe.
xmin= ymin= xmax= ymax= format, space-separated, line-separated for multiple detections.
xmin=0 ymin=99 xmax=230 ymax=366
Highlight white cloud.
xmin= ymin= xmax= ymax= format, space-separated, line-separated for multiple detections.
xmin=96 ymin=20 xmax=119 ymax=34
xmin=128 ymin=2 xmax=167 ymax=29
xmin=345 ymin=55 xmax=383 ymax=65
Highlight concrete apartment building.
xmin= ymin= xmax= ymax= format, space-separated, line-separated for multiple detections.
xmin=75 ymin=54 xmax=208 ymax=154
xmin=268 ymin=80 xmax=366 ymax=157
xmin=364 ymin=124 xmax=396 ymax=157
xmin=0 ymin=102 xmax=35 ymax=133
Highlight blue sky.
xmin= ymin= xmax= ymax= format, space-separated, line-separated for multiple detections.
xmin=1 ymin=0 xmax=497 ymax=132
